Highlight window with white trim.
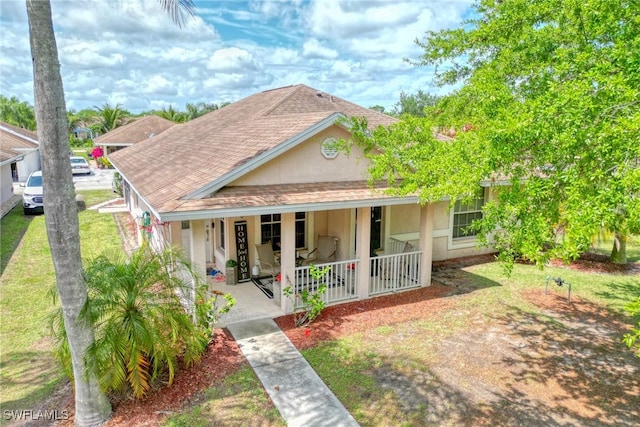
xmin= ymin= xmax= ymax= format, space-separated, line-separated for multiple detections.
xmin=260 ymin=212 xmax=306 ymax=250
xmin=218 ymin=218 xmax=225 ymax=250
xmin=452 ymin=188 xmax=485 ymax=239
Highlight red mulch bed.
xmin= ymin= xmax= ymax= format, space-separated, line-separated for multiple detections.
xmin=274 ymin=284 xmax=454 ymax=350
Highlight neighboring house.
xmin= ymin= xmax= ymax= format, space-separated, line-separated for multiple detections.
xmin=0 ymin=122 xmax=40 ymax=206
xmin=93 ymin=115 xmax=175 ymax=156
xmin=109 ymin=84 xmax=496 ymax=313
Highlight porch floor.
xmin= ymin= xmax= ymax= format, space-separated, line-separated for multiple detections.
xmin=209 ymin=276 xmax=285 ymax=328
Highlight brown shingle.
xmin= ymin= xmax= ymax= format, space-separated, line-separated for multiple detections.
xmin=94 ymin=115 xmax=175 ymax=145
xmin=109 ymin=85 xmax=398 ymax=214
xmin=0 ymin=122 xmax=39 ymax=162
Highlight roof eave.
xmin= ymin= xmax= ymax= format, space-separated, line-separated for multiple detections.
xmin=157 ymin=195 xmax=420 ymax=222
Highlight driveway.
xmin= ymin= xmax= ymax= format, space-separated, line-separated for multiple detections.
xmin=13 ymin=167 xmax=115 ymax=194
xmin=73 ymin=167 xmax=115 ymax=190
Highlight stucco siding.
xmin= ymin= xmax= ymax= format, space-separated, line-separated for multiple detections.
xmin=232 ymin=126 xmax=371 ymax=186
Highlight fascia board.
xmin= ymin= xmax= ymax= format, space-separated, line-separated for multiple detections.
xmin=183 ymin=112 xmax=348 ymax=200
xmin=157 ymin=195 xmax=421 ymax=222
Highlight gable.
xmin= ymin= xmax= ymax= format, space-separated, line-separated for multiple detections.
xmin=231 ymin=125 xmax=371 ymax=187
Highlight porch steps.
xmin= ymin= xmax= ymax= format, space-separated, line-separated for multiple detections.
xmin=227 ymin=319 xmax=360 ymax=427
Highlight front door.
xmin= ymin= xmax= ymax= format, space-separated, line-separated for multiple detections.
xmin=370 ymin=206 xmax=382 ymax=255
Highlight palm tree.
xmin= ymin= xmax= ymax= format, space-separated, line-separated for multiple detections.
xmin=156 ymin=105 xmax=187 ymax=123
xmin=51 ymin=245 xmax=213 ymax=398
xmin=93 ymin=102 xmax=130 ymax=133
xmin=25 ymin=0 xmax=194 ymax=425
xmin=0 ymin=95 xmax=37 ymax=130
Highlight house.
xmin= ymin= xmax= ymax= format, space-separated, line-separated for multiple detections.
xmin=0 ymin=122 xmax=40 ymax=206
xmin=93 ymin=115 xmax=175 ymax=156
xmin=108 ymin=84 xmax=496 ymax=313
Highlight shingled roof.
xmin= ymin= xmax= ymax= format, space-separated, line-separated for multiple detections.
xmin=109 ymin=85 xmax=398 ymax=217
xmin=94 ymin=115 xmax=175 ymax=146
xmin=0 ymin=122 xmax=39 ymax=164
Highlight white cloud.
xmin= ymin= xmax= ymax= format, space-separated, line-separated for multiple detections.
xmin=302 ymin=39 xmax=338 ymax=59
xmin=0 ymin=0 xmax=473 ymax=113
xmin=206 ymin=47 xmax=260 ymax=73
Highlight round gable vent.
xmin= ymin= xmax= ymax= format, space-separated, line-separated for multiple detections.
xmin=320 ymin=137 xmax=339 ymax=159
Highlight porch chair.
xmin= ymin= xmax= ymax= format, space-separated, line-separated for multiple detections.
xmin=304 ymin=236 xmax=338 ymax=265
xmin=255 ymin=241 xmax=280 ymax=279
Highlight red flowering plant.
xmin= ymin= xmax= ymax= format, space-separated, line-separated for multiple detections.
xmin=91 ymin=146 xmax=103 ymax=159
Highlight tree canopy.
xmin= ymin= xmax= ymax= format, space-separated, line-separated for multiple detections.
xmin=352 ymin=0 xmax=640 ymax=268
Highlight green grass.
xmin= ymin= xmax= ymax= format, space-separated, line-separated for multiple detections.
xmin=163 ymin=368 xmax=285 ymax=426
xmin=0 ymin=190 xmax=124 ymax=413
xmin=301 ymin=241 xmax=640 ymax=426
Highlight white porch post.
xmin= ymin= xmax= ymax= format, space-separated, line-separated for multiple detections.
xmin=419 ymin=203 xmax=434 ymax=286
xmin=280 ymin=212 xmax=296 ymax=313
xmin=189 ymin=220 xmax=207 ymax=280
xmin=356 ymin=207 xmax=371 ymax=299
xmin=170 ymin=221 xmax=181 ymax=249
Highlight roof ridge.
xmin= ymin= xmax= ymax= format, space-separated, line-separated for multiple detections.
xmin=0 ymin=124 xmax=39 ymax=144
xmin=260 ymin=84 xmax=304 ymax=116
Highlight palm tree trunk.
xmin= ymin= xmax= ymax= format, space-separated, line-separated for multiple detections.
xmin=26 ymin=1 xmax=111 ymax=425
xmin=610 ymin=231 xmax=627 ymax=264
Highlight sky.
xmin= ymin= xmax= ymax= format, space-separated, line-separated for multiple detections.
xmin=0 ymin=0 xmax=473 ymax=114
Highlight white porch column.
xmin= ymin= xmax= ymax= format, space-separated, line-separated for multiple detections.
xmin=189 ymin=220 xmax=207 ymax=280
xmin=419 ymin=203 xmax=434 ymax=286
xmin=170 ymin=221 xmax=182 ymax=249
xmin=280 ymin=212 xmax=296 ymax=313
xmin=356 ymin=207 xmax=371 ymax=299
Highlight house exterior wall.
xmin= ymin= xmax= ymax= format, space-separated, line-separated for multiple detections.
xmin=233 ymin=126 xmax=371 ymax=186
xmin=16 ymin=151 xmax=40 ymax=182
xmin=386 ymin=198 xmax=497 ymax=262
xmin=0 ymin=164 xmax=15 ymax=206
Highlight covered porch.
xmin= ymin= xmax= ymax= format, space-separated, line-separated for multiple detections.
xmin=187 ymin=203 xmax=435 ymax=316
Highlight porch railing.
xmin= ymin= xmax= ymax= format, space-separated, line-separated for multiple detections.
xmin=369 ymin=250 xmax=422 ymax=296
xmin=293 ymin=259 xmax=359 ymax=305
xmin=291 ymin=251 xmax=423 ymax=305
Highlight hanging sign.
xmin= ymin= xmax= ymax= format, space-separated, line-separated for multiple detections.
xmin=234 ymin=221 xmax=251 ymax=282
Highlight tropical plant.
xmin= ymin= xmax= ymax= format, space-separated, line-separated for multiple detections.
xmin=0 ymin=95 xmax=37 ymax=130
xmin=26 ymin=0 xmax=194 ymax=424
xmin=156 ymin=105 xmax=187 ymax=123
xmin=92 ymin=102 xmax=131 ymax=133
xmin=283 ymin=264 xmax=330 ymax=327
xmin=623 ymin=298 xmax=640 ymax=358
xmin=50 ymin=245 xmax=215 ymax=398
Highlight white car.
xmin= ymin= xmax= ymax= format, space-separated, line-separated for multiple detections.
xmin=70 ymin=156 xmax=91 ymax=175
xmin=22 ymin=170 xmax=44 ymax=215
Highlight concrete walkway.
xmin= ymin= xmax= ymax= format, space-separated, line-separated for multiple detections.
xmin=227 ymin=318 xmax=360 ymax=427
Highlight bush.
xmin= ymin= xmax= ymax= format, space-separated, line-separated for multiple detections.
xmin=49 ymin=244 xmax=228 ymax=398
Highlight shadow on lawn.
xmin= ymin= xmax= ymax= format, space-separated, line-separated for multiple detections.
xmin=487 ymin=294 xmax=640 ymax=426
xmin=308 ymin=339 xmax=614 ymax=426
xmin=0 ymin=205 xmax=35 ymax=276
xmin=593 ymin=279 xmax=640 ymax=313
xmin=0 ymin=350 xmax=66 ymax=412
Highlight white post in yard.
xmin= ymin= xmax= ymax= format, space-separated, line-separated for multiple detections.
xmin=419 ymin=203 xmax=434 ymax=287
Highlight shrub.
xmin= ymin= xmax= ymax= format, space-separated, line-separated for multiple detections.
xmin=49 ymin=244 xmax=230 ymax=398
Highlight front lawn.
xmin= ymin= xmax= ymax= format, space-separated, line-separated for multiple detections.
xmin=0 ymin=190 xmax=123 ymax=413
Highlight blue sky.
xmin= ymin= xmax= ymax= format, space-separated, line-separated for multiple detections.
xmin=0 ymin=0 xmax=473 ymax=114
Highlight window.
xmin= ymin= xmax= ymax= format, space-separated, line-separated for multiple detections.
xmin=219 ymin=218 xmax=225 ymax=249
xmin=452 ymin=188 xmax=485 ymax=238
xmin=261 ymin=212 xmax=306 ymax=250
